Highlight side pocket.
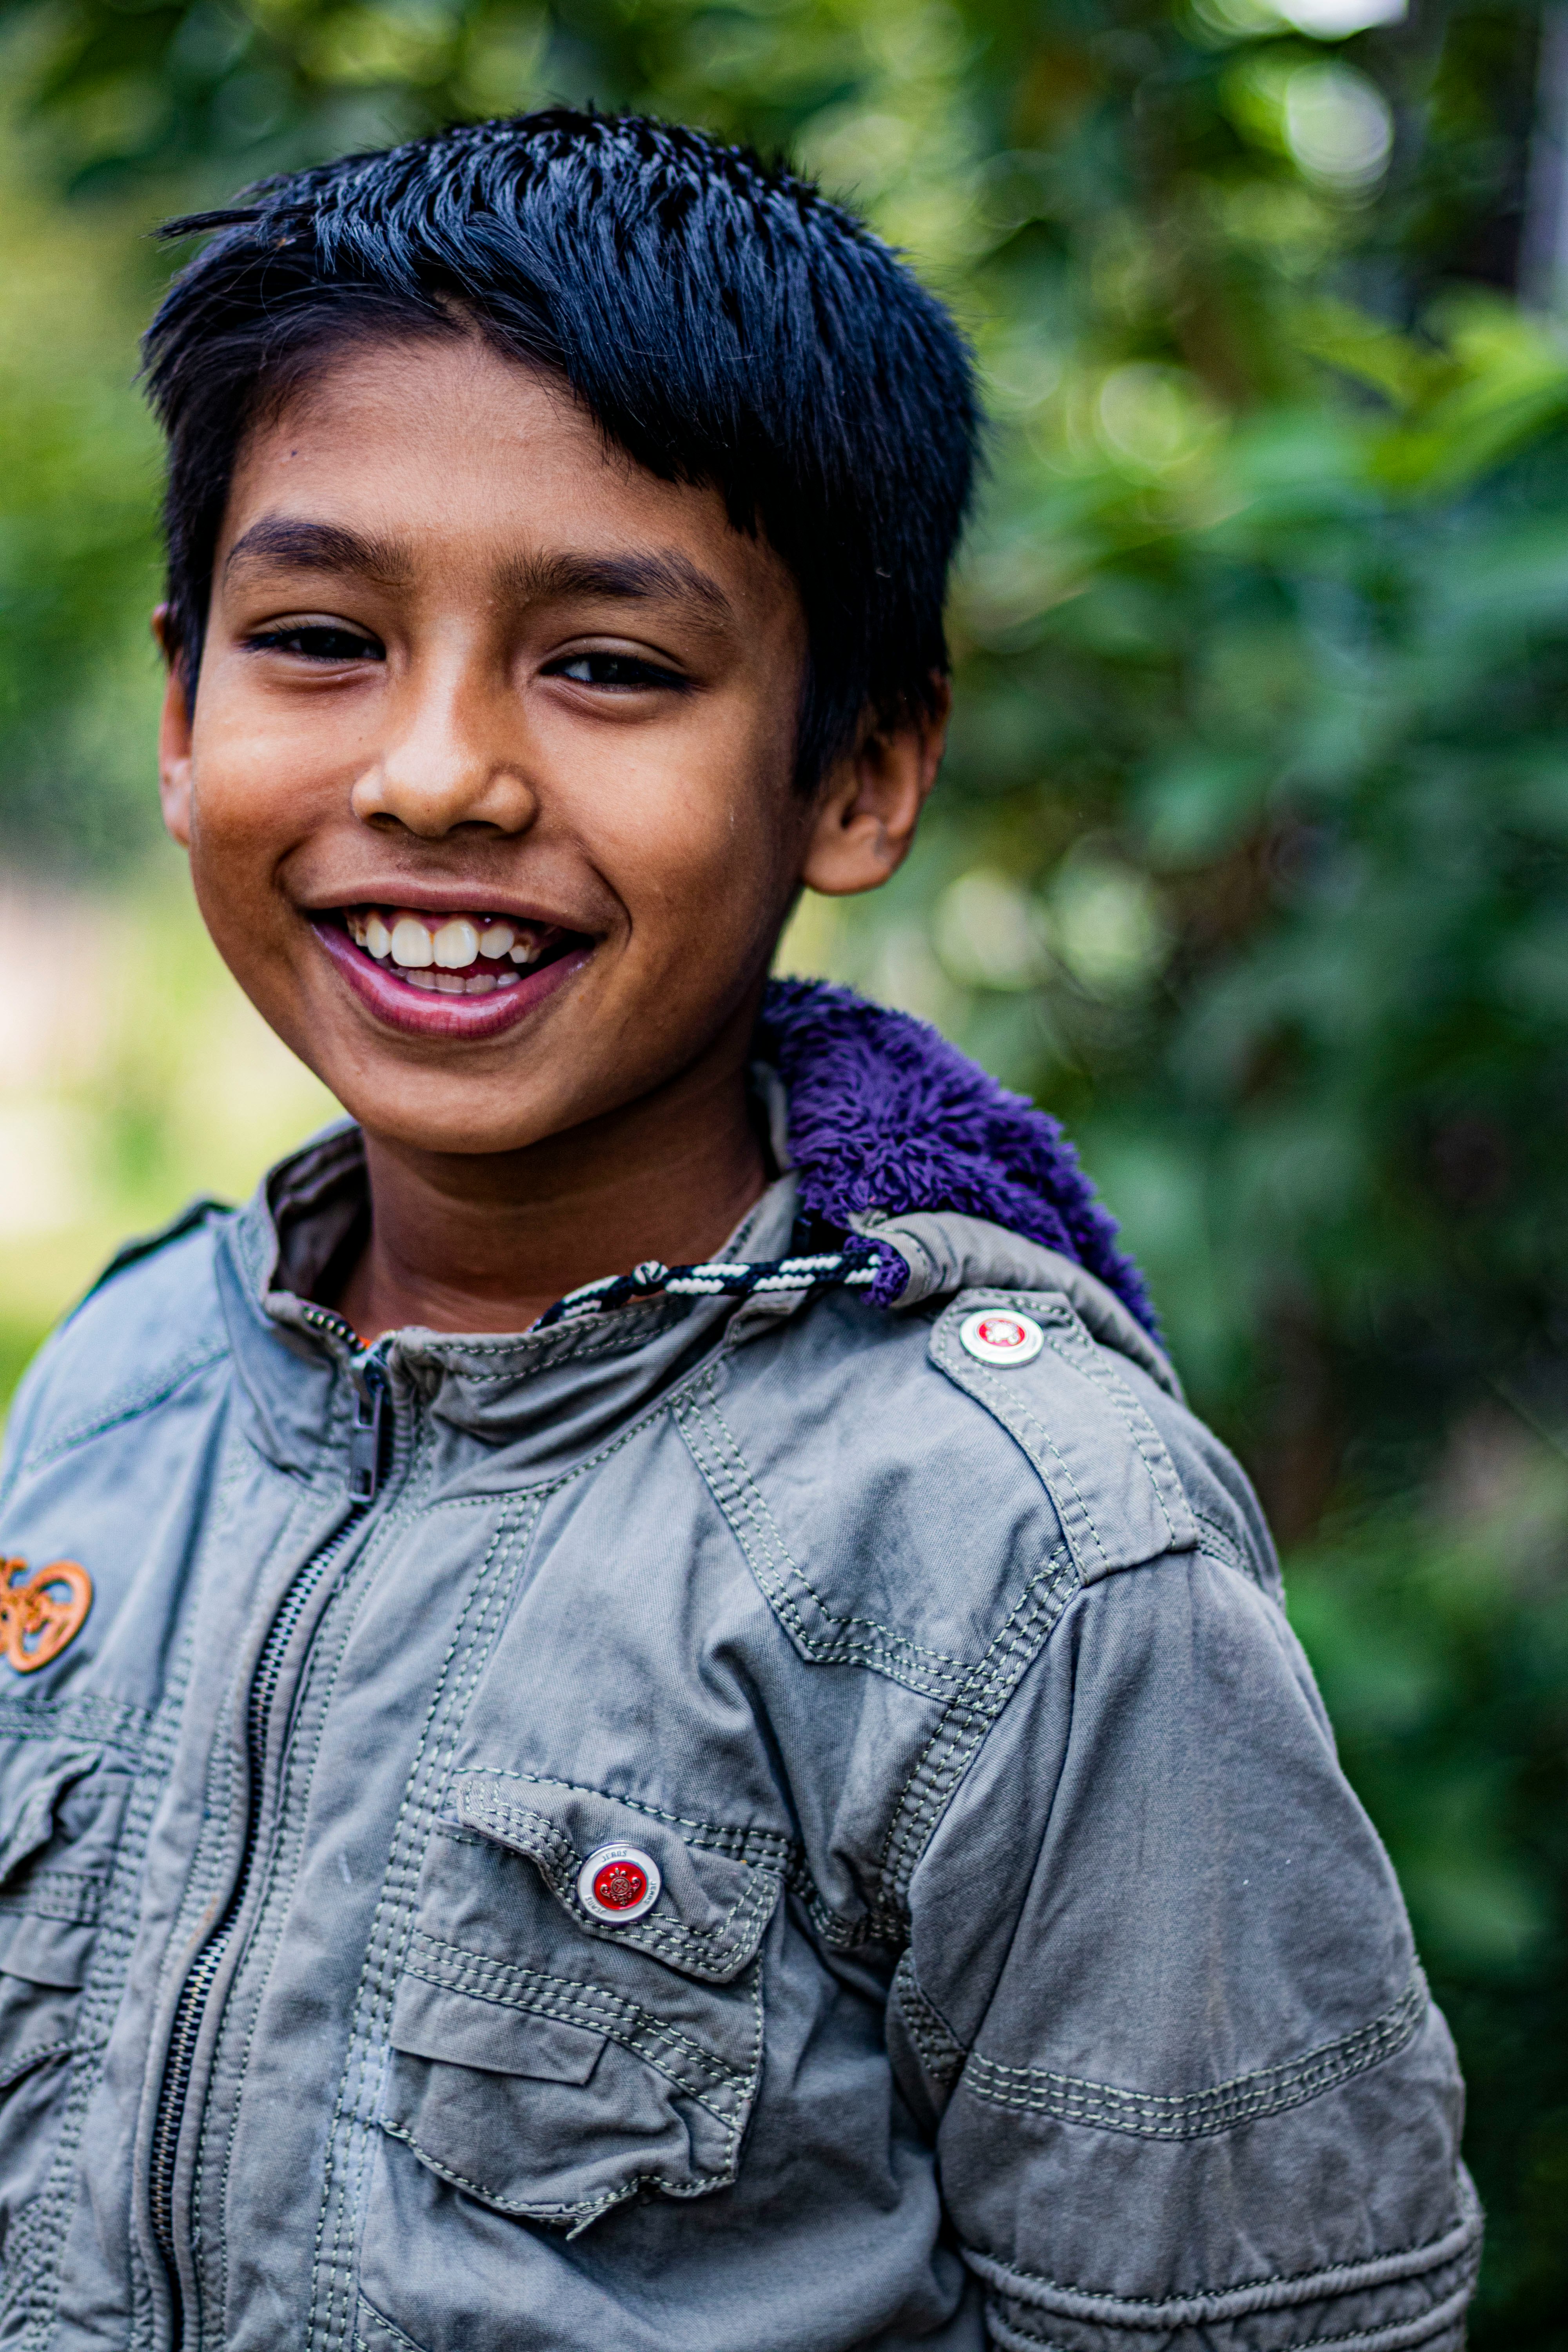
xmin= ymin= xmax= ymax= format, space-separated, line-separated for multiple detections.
xmin=0 ymin=1744 xmax=130 ymax=2088
xmin=379 ymin=1775 xmax=783 ymax=2232
xmin=0 ymin=1740 xmax=132 ymax=2285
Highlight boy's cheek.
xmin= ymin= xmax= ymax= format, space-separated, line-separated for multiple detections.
xmin=183 ymin=789 xmax=338 ymax=1036
xmin=185 ymin=707 xmax=351 ymax=897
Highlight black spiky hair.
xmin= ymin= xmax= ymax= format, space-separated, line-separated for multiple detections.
xmin=143 ymin=109 xmax=980 ymax=789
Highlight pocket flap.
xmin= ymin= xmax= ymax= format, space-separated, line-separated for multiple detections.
xmin=0 ymin=1746 xmax=130 ymax=2087
xmin=390 ymin=1971 xmax=604 ymax=2084
xmin=0 ymin=1918 xmax=96 ymax=1990
xmin=0 ymin=1749 xmax=99 ymax=1886
xmin=450 ymin=1775 xmax=783 ymax=1984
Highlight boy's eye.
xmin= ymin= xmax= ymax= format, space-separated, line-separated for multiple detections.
xmin=546 ymin=652 xmax=687 ymax=691
xmin=248 ymin=624 xmax=385 ymax=662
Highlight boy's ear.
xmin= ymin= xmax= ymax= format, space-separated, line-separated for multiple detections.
xmin=799 ymin=680 xmax=950 ymax=899
xmin=153 ymin=605 xmax=194 ymax=849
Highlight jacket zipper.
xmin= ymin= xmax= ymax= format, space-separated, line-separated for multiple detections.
xmin=148 ymin=1333 xmax=391 ymax=2344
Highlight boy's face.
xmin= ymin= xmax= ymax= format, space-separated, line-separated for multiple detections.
xmin=158 ymin=335 xmax=936 ymax=1158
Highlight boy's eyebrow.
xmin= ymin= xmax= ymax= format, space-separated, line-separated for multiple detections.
xmin=224 ymin=516 xmax=413 ymax=585
xmin=223 ymin=525 xmax=735 ymax=625
xmin=497 ymin=547 xmax=734 ymax=624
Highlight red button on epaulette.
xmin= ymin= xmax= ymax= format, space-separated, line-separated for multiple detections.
xmin=958 ymin=1308 xmax=1045 ymax=1367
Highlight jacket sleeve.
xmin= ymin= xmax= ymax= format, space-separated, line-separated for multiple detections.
xmin=888 ymin=1544 xmax=1479 ymax=2352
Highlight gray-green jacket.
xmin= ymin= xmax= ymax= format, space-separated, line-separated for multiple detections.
xmin=0 ymin=1021 xmax=1477 ymax=2352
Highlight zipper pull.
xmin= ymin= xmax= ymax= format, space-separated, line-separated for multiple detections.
xmin=347 ymin=1359 xmax=388 ymax=1502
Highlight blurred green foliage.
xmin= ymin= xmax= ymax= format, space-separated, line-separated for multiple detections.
xmin=0 ymin=134 xmax=164 ymax=863
xmin=2 ymin=0 xmax=1566 ymax=2332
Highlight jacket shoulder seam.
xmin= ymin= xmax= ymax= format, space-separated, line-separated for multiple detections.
xmin=890 ymin=1949 xmax=967 ymax=2090
xmin=13 ymin=1340 xmax=230 ymax=1479
xmin=875 ymin=1543 xmax=1079 ymax=1918
xmin=674 ymin=1372 xmax=981 ymax=1694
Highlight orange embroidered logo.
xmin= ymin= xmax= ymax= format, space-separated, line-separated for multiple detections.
xmin=0 ymin=1558 xmax=93 ymax=1675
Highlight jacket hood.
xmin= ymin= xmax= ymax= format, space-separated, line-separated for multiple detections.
xmin=757 ymin=978 xmax=1157 ymax=1337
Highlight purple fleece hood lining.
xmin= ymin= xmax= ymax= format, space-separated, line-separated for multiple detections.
xmin=756 ymin=978 xmax=1158 ymax=1338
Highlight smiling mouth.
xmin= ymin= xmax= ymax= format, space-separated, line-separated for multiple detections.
xmin=332 ymin=906 xmax=591 ymax=996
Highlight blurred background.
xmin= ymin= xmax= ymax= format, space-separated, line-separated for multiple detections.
xmin=0 ymin=0 xmax=1564 ymax=2329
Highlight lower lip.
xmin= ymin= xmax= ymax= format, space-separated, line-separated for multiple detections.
xmin=312 ymin=922 xmax=593 ymax=1041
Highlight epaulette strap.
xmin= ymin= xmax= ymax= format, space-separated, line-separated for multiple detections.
xmin=535 ymin=1245 xmax=878 ymax=1330
xmin=79 ymin=1196 xmax=231 ymax=1308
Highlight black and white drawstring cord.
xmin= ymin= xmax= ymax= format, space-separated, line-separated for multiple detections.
xmin=535 ymin=1245 xmax=881 ymax=1330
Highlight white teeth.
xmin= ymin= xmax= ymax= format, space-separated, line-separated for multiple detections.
xmin=392 ymin=966 xmax=512 ymax=998
xmin=358 ymin=907 xmax=557 ymax=988
xmin=433 ymin=918 xmax=480 ymax=970
xmin=390 ymin=916 xmax=434 ymax=969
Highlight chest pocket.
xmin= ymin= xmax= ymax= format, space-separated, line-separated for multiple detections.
xmin=381 ymin=1774 xmax=784 ymax=2232
xmin=0 ymin=1743 xmax=131 ymax=2091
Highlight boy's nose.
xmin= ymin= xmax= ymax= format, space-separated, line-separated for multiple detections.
xmin=351 ymin=673 xmax=537 ymax=838
xmin=355 ymin=759 xmax=537 ymax=838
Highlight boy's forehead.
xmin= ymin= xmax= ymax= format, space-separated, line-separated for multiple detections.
xmin=218 ymin=334 xmax=797 ymax=624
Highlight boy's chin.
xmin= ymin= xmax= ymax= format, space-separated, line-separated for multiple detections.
xmin=338 ymin=1081 xmax=601 ymax=1163
xmin=272 ymin=910 xmax=771 ymax=1165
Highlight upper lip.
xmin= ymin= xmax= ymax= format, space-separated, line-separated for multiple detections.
xmin=300 ymin=889 xmax=598 ymax=933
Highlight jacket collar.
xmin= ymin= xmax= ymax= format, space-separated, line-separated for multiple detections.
xmin=214 ymin=985 xmax=1167 ymax=1471
xmin=216 ymin=1119 xmax=804 ymax=1473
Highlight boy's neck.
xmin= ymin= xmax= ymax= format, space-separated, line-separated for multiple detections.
xmin=333 ymin=1054 xmax=771 ymax=1343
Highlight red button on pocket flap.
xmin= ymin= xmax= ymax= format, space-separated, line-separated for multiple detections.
xmin=450 ymin=1775 xmax=784 ymax=1985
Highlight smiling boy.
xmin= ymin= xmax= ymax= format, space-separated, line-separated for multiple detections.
xmin=0 ymin=112 xmax=1476 ymax=2352
xmin=164 ymin=341 xmax=872 ymax=1337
